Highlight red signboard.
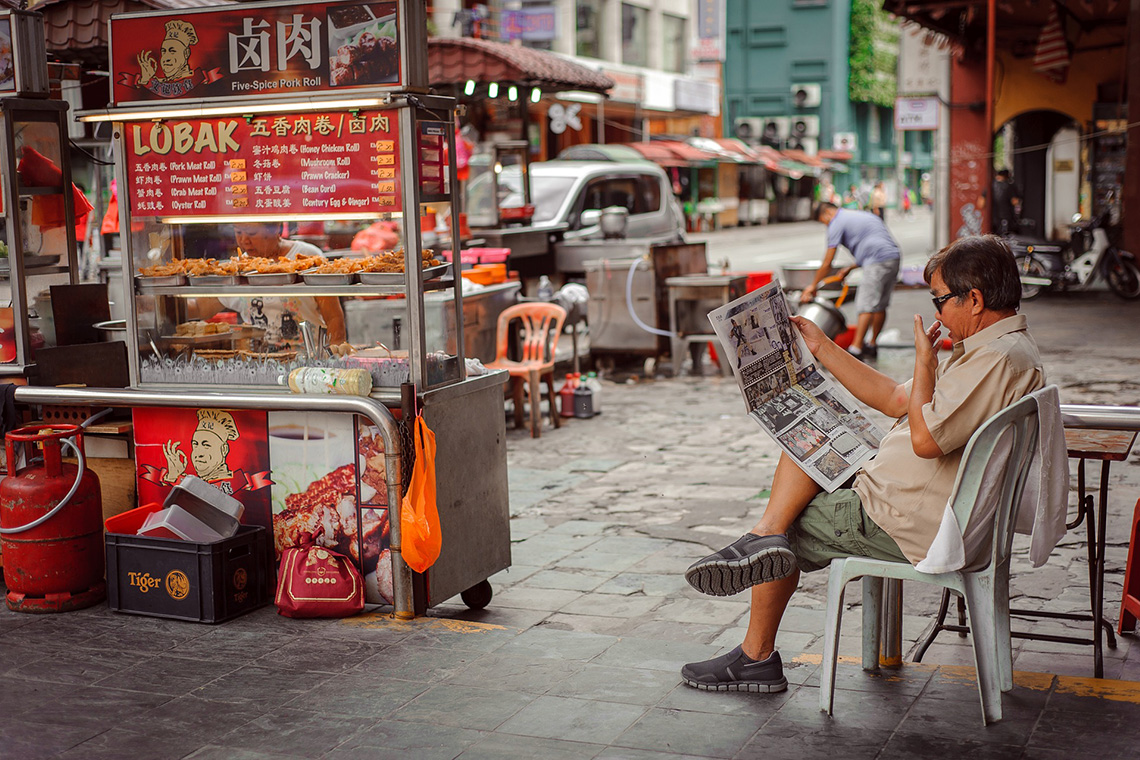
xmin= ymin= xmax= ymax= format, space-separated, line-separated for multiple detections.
xmin=110 ymin=1 xmax=400 ymax=106
xmin=124 ymin=110 xmax=401 ymax=218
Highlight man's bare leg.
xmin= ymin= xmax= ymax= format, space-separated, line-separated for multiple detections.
xmin=741 ymin=571 xmax=800 ymax=661
xmin=851 ymin=311 xmax=874 ymax=351
xmin=751 ymin=452 xmax=824 ymax=537
xmin=868 ymin=310 xmax=887 ymax=345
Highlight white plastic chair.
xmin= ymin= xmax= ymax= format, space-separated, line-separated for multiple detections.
xmin=819 ymin=394 xmax=1041 ymax=725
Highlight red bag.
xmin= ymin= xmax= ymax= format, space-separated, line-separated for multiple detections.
xmin=274 ymin=531 xmax=364 ymax=618
xmin=401 ymin=415 xmax=441 ymax=573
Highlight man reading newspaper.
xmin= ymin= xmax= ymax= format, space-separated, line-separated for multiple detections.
xmin=681 ymin=236 xmax=1044 ymax=693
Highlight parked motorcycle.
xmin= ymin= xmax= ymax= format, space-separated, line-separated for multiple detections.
xmin=1012 ymin=201 xmax=1140 ymax=301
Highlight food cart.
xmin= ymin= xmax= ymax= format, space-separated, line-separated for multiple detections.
xmin=0 ymin=9 xmax=84 ymax=379
xmin=16 ymin=0 xmax=511 ymax=619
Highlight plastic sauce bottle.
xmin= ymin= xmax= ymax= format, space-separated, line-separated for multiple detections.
xmin=585 ymin=371 xmax=602 ymax=413
xmin=559 ymin=374 xmax=576 ymax=418
xmin=280 ymin=367 xmax=373 ymax=396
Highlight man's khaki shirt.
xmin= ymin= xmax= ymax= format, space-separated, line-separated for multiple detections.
xmin=852 ymin=314 xmax=1044 ymax=564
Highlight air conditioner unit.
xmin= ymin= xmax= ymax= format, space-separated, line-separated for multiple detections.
xmin=791 ymin=83 xmax=822 ymax=109
xmin=762 ymin=116 xmax=790 ymax=140
xmin=786 ymin=137 xmax=818 ymax=155
xmin=791 ymin=115 xmax=820 ymax=138
xmin=733 ymin=117 xmax=763 ymax=143
xmin=832 ymin=132 xmax=858 ymax=152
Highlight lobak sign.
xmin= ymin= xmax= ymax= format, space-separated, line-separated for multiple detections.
xmin=109 ymin=1 xmax=400 ymax=106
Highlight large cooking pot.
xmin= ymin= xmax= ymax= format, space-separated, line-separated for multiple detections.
xmin=797 ymin=298 xmax=846 ymax=340
xmin=781 ymin=261 xmax=832 ymax=291
xmin=92 ymin=319 xmax=127 ymax=342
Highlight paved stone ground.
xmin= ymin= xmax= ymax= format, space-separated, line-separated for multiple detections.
xmin=2 ymin=287 xmax=1140 ymax=758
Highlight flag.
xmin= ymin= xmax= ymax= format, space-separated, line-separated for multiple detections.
xmin=1033 ymin=4 xmax=1070 ymax=83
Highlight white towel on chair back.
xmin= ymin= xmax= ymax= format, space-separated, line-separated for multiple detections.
xmin=916 ymin=385 xmax=1069 ymax=574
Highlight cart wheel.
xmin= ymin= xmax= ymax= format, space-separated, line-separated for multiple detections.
xmin=461 ymin=580 xmax=493 ymax=610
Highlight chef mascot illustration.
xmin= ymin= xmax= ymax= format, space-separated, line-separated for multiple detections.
xmin=163 ymin=408 xmax=239 ymax=492
xmin=137 ymin=19 xmax=199 ymax=98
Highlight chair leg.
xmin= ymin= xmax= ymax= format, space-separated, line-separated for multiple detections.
xmin=527 ymin=370 xmax=541 ymax=438
xmin=510 ymin=377 xmax=525 ymax=430
xmin=820 ymin=561 xmax=848 ymax=715
xmin=862 ymin=577 xmax=883 ymax=671
xmin=545 ymin=372 xmax=561 ymax=430
xmin=962 ymin=574 xmax=1004 ymax=725
xmin=994 ymin=564 xmax=1014 ymax=692
xmin=913 ymin=588 xmax=954 ymax=663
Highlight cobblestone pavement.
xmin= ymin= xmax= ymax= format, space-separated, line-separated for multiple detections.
xmin=2 ymin=287 xmax=1140 ymax=758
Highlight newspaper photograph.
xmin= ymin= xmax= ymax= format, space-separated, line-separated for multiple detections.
xmin=707 ymin=279 xmax=883 ymax=492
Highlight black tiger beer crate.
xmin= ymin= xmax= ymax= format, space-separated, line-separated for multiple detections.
xmin=105 ymin=525 xmax=271 ymax=623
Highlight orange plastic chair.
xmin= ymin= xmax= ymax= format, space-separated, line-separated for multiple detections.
xmin=486 ymin=302 xmax=567 ymax=438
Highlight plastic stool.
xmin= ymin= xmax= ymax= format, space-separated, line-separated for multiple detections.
xmin=1118 ymin=497 xmax=1140 ymax=633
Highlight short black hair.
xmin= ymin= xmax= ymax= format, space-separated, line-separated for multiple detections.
xmin=812 ymin=201 xmax=837 ymax=221
xmin=996 ymin=169 xmax=1011 ymax=179
xmin=924 ymin=235 xmax=1021 ymax=312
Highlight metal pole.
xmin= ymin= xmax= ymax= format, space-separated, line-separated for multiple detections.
xmin=880 ymin=578 xmax=904 ymax=668
xmin=984 ymin=0 xmax=996 ymax=234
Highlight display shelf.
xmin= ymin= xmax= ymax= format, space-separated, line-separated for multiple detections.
xmin=0 ymin=265 xmax=69 ymax=279
xmin=136 ymin=278 xmax=456 ymax=298
xmin=15 ymin=185 xmax=61 ymax=196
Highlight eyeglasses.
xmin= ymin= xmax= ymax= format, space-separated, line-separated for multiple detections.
xmin=931 ymin=291 xmax=962 ymax=312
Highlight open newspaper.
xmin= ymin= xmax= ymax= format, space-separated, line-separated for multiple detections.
xmin=707 ymin=279 xmax=884 ymax=492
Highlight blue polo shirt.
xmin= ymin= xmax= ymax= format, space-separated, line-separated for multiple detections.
xmin=827 ymin=208 xmax=901 ymax=266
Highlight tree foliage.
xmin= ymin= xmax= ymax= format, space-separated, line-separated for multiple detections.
xmin=849 ymin=0 xmax=898 ymax=107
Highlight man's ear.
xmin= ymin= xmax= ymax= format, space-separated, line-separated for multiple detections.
xmin=969 ymin=287 xmax=986 ymax=314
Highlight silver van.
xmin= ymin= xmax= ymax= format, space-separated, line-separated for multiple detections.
xmin=466 ymin=159 xmax=686 ymax=242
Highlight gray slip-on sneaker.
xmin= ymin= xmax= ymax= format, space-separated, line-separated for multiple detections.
xmin=684 ymin=533 xmax=796 ymax=596
xmin=681 ymin=646 xmax=788 ymax=692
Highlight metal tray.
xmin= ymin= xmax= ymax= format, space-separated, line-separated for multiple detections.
xmin=358 ymin=262 xmax=451 ymax=285
xmin=137 ymin=274 xmax=188 ymax=288
xmin=243 ymin=271 xmax=298 ymax=285
xmin=188 ymin=274 xmax=243 ymax=286
xmin=302 ymin=271 xmax=357 ymax=286
xmin=162 ymin=324 xmax=265 ymax=343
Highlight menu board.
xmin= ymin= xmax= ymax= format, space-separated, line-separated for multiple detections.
xmin=110 ymin=1 xmax=400 ymax=105
xmin=124 ymin=110 xmax=401 ymax=218
xmin=0 ymin=17 xmax=14 ymax=95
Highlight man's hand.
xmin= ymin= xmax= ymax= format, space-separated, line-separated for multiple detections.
xmin=913 ymin=315 xmax=942 ymax=372
xmin=790 ymin=315 xmax=827 ymax=355
xmin=799 ymin=285 xmax=816 ymax=304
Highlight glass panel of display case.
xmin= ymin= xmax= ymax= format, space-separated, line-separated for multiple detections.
xmin=129 ymin=210 xmax=461 ymax=390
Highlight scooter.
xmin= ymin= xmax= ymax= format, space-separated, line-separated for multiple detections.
xmin=1013 ymin=201 xmax=1140 ymax=301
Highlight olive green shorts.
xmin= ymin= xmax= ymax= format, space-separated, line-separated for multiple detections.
xmin=786 ymin=488 xmax=908 ymax=573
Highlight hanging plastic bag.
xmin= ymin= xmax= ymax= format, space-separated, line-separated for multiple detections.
xmin=400 ymin=414 xmax=441 ymax=573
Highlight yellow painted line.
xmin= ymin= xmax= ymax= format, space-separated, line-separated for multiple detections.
xmin=1055 ymin=676 xmax=1140 ymax=704
xmin=335 ymin=613 xmax=510 ymax=634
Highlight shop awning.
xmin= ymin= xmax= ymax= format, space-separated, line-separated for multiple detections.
xmin=709 ymin=138 xmax=763 ymax=163
xmin=38 ymin=0 xmax=234 ymax=54
xmin=428 ymin=37 xmax=614 ymax=94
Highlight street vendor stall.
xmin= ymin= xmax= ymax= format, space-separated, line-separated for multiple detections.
xmin=0 ymin=9 xmax=86 ymax=378
xmin=47 ymin=0 xmax=510 ymax=619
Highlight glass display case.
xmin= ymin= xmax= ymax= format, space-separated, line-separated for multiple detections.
xmin=112 ymin=96 xmax=466 ymax=397
xmin=0 ymin=99 xmax=81 ymax=375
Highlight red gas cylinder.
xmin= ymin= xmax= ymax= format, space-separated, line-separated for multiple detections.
xmin=0 ymin=424 xmax=105 ymax=612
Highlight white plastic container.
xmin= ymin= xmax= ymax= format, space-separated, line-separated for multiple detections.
xmin=138 ymin=505 xmax=225 ymax=542
xmin=163 ymin=475 xmax=244 ymax=538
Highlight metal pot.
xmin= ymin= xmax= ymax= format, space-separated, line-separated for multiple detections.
xmin=797 ymin=298 xmax=846 ymax=340
xmin=781 ymin=261 xmax=830 ymax=291
xmin=92 ymin=319 xmax=127 ymax=342
xmin=599 ymin=206 xmax=629 ymax=239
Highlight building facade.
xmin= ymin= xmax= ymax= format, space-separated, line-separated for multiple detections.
xmin=724 ymin=0 xmax=925 ymax=203
xmin=428 ymin=1 xmax=721 ymax=159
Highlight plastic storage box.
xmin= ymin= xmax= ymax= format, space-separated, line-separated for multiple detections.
xmin=105 ymin=504 xmax=271 ymax=623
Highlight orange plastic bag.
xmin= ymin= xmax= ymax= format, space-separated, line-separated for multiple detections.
xmin=400 ymin=415 xmax=441 ymax=573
